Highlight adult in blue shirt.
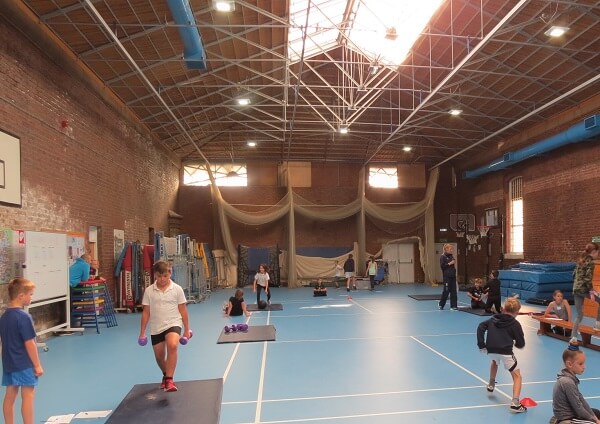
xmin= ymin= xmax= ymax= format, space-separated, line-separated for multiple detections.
xmin=69 ymin=254 xmax=91 ymax=288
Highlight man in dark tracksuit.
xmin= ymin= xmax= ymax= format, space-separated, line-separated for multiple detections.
xmin=438 ymin=244 xmax=457 ymax=310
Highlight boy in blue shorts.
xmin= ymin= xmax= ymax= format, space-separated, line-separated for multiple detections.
xmin=0 ymin=277 xmax=44 ymax=424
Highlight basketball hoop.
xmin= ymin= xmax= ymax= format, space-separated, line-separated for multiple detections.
xmin=477 ymin=225 xmax=490 ymax=237
xmin=455 ymin=231 xmax=464 ymax=238
xmin=466 ymin=234 xmax=479 ymax=245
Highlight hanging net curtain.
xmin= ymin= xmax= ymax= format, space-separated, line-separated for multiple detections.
xmin=207 ymin=165 xmax=439 ymax=288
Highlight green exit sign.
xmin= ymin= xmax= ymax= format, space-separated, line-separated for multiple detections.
xmin=593 ymin=236 xmax=600 ymax=243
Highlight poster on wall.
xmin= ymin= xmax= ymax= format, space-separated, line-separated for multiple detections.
xmin=0 ymin=228 xmax=15 ymax=284
xmin=0 ymin=130 xmax=22 ymax=207
xmin=114 ymin=229 xmax=124 ymax=261
xmin=67 ymin=232 xmax=86 ymax=265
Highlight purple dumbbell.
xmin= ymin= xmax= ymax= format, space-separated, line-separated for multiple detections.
xmin=180 ymin=329 xmax=193 ymax=345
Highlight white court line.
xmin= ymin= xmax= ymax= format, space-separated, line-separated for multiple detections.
xmin=222 ymin=316 xmax=254 ymax=383
xmin=273 ymin=332 xmax=476 ymax=344
xmin=232 ymin=402 xmax=521 ymax=423
xmin=254 ymin=309 xmax=271 ymax=423
xmin=223 ymin=377 xmax=600 ymax=405
xmin=410 ymin=335 xmax=513 ymax=401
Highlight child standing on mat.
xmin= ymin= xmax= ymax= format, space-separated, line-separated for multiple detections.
xmin=483 ymin=270 xmax=502 ymax=314
xmin=226 ymin=288 xmax=252 ymax=317
xmin=0 ymin=278 xmax=44 ymax=424
xmin=139 ymin=261 xmax=190 ymax=393
xmin=253 ymin=263 xmax=271 ymax=305
xmin=467 ymin=278 xmax=486 ymax=309
xmin=477 ymin=297 xmax=527 ymax=413
xmin=438 ymin=244 xmax=457 ymax=310
xmin=551 ymin=344 xmax=600 ymax=424
xmin=544 ymin=289 xmax=573 ymax=337
xmin=571 ymin=242 xmax=600 ymax=345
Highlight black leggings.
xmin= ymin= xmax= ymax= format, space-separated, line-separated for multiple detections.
xmin=485 ymin=296 xmax=502 ymax=313
xmin=256 ymin=285 xmax=271 ymax=303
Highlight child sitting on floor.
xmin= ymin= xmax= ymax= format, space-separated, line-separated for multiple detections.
xmin=467 ymin=278 xmax=486 ymax=309
xmin=313 ymin=279 xmax=327 ymax=297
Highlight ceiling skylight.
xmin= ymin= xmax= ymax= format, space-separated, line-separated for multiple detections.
xmin=288 ymin=0 xmax=445 ymax=66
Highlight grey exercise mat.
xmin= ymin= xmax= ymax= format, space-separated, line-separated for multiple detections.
xmin=217 ymin=324 xmax=276 ymax=344
xmin=106 ymin=379 xmax=222 ymax=424
xmin=459 ymin=307 xmax=493 ymax=316
xmin=247 ymin=303 xmax=283 ymax=311
xmin=408 ymin=294 xmax=441 ymax=301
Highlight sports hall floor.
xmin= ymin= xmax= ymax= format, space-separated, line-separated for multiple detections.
xmin=13 ymin=284 xmax=600 ymax=423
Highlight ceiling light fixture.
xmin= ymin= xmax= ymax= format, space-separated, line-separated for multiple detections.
xmin=449 ymin=109 xmax=463 ymax=116
xmin=237 ymin=98 xmax=250 ymax=106
xmin=247 ymin=141 xmax=256 ymax=147
xmin=368 ymin=64 xmax=380 ymax=75
xmin=213 ymin=0 xmax=235 ymax=12
xmin=544 ymin=25 xmax=569 ymax=37
xmin=403 ymin=146 xmax=412 ymax=152
xmin=339 ymin=125 xmax=349 ymax=134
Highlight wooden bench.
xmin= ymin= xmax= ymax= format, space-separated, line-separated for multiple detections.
xmin=532 ymin=263 xmax=600 ymax=350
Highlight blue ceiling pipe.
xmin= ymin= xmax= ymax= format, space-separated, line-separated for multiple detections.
xmin=463 ymin=114 xmax=600 ymax=179
xmin=167 ymin=0 xmax=206 ymax=70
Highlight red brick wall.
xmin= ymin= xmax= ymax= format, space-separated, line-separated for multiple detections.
xmin=0 ymin=18 xmax=179 ymax=328
xmin=455 ymin=127 xmax=600 ymax=282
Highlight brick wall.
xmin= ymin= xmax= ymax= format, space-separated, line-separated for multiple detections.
xmin=0 ymin=18 xmax=180 ymax=333
xmin=456 ymin=126 xmax=600 ymax=283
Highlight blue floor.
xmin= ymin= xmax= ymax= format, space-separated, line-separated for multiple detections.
xmin=6 ymin=284 xmax=600 ymax=423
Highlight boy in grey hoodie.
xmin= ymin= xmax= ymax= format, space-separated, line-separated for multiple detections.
xmin=551 ymin=344 xmax=600 ymax=424
xmin=477 ymin=297 xmax=526 ymax=413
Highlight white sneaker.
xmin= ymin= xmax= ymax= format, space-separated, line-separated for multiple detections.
xmin=569 ymin=337 xmax=578 ymax=344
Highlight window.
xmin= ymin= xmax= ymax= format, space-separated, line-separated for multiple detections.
xmin=368 ymin=166 xmax=398 ymax=188
xmin=183 ymin=163 xmax=247 ymax=187
xmin=509 ymin=177 xmax=523 ymax=254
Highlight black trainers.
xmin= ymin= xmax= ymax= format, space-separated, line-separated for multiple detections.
xmin=509 ymin=403 xmax=527 ymax=413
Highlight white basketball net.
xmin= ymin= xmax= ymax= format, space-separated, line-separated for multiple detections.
xmin=466 ymin=234 xmax=479 ymax=245
xmin=477 ymin=226 xmax=490 ymax=237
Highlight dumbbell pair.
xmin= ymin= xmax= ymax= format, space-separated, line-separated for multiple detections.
xmin=224 ymin=323 xmax=249 ymax=333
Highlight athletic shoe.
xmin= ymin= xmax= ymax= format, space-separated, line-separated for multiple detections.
xmin=450 ymin=307 xmax=458 ymax=311
xmin=486 ymin=381 xmax=495 ymax=392
xmin=438 ymin=304 xmax=444 ymax=310
xmin=164 ymin=379 xmax=178 ymax=392
xmin=347 ymin=287 xmax=350 ymax=292
xmin=353 ymin=286 xmax=357 ymax=290
xmin=160 ymin=376 xmax=166 ymax=390
xmin=570 ymin=337 xmax=579 ymax=345
xmin=509 ymin=403 xmax=527 ymax=413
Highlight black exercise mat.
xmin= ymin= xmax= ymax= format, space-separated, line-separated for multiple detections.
xmin=106 ymin=379 xmax=222 ymax=424
xmin=217 ymin=324 xmax=276 ymax=344
xmin=408 ymin=294 xmax=441 ymax=301
xmin=459 ymin=307 xmax=493 ymax=316
xmin=247 ymin=303 xmax=283 ymax=311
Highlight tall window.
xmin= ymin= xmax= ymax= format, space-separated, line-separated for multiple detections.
xmin=183 ymin=163 xmax=247 ymax=187
xmin=509 ymin=177 xmax=523 ymax=254
xmin=369 ymin=166 xmax=398 ymax=188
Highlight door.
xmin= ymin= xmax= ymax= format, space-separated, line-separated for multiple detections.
xmin=382 ymin=242 xmax=415 ymax=283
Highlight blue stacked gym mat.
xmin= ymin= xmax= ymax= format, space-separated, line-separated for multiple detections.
xmin=499 ymin=262 xmax=575 ymax=302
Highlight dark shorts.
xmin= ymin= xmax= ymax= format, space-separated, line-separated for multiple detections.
xmin=151 ymin=326 xmax=181 ymax=346
xmin=2 ymin=368 xmax=37 ymax=387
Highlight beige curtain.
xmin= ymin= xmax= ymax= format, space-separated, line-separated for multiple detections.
xmin=208 ymin=165 xmax=439 ymax=287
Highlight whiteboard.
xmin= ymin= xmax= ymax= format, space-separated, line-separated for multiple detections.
xmin=23 ymin=231 xmax=69 ymax=301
